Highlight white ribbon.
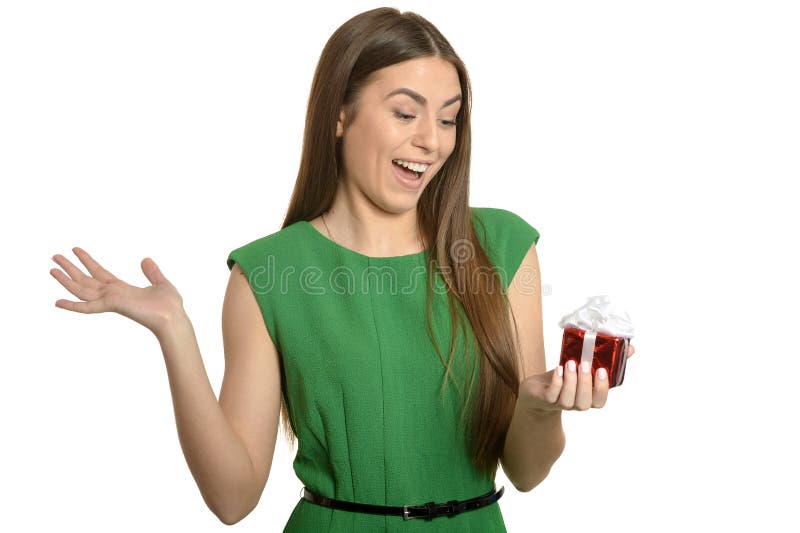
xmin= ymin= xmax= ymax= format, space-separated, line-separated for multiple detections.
xmin=580 ymin=331 xmax=628 ymax=386
xmin=580 ymin=331 xmax=597 ymax=369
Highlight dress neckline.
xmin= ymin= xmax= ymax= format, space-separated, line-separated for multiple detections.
xmin=300 ymin=220 xmax=429 ymax=261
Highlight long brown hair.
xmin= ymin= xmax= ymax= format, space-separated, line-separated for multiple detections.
xmin=279 ymin=7 xmax=523 ymax=480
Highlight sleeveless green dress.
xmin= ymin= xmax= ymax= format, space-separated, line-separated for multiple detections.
xmin=226 ymin=207 xmax=540 ymax=532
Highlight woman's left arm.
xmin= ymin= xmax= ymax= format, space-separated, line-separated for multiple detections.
xmin=499 ymin=243 xmax=635 ymax=492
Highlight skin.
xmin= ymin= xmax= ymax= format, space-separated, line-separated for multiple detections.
xmin=500 ymin=239 xmax=637 ymax=492
xmin=507 ymin=242 xmax=636 ymax=415
xmin=51 ymin=53 xmax=637 ymax=407
xmin=48 ymin=59 xmax=461 ymax=331
xmin=309 ymin=56 xmax=461 ymax=257
xmin=50 ymin=246 xmax=635 ymax=413
xmin=50 ymin=249 xmax=180 ymax=336
xmin=50 ymin=54 xmax=638 ymax=505
xmin=522 ymin=343 xmax=636 ymax=413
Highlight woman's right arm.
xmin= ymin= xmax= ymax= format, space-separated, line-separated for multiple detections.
xmin=158 ymin=263 xmax=282 ymax=525
xmin=51 ymin=248 xmax=281 ymax=525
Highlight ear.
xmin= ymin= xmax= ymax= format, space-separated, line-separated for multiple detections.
xmin=336 ymin=108 xmax=346 ymax=138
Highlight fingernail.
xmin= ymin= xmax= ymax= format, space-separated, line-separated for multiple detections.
xmin=580 ymin=361 xmax=591 ymax=374
xmin=597 ymin=368 xmax=607 ymax=381
xmin=567 ymin=360 xmax=576 ymax=372
xmin=557 ymin=365 xmax=563 ymax=377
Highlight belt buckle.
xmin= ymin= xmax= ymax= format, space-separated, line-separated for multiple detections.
xmin=402 ymin=505 xmax=412 ymax=520
xmin=402 ymin=504 xmax=425 ymax=520
xmin=403 ymin=500 xmax=462 ymax=520
xmin=403 ymin=502 xmax=435 ymax=520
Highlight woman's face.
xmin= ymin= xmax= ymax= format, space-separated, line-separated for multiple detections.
xmin=336 ymin=56 xmax=462 ymax=212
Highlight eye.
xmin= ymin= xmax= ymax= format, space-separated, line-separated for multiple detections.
xmin=394 ymin=111 xmax=458 ymax=127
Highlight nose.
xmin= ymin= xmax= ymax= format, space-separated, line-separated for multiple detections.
xmin=411 ymin=114 xmax=439 ymax=154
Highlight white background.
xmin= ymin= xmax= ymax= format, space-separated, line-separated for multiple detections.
xmin=2 ymin=1 xmax=798 ymax=531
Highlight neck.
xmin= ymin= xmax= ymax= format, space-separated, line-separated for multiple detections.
xmin=322 ymin=198 xmax=424 ymax=257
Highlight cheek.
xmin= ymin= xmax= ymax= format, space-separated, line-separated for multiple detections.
xmin=443 ymin=136 xmax=458 ymax=159
xmin=379 ymin=124 xmax=404 ymax=146
xmin=355 ymin=119 xmax=395 ymax=155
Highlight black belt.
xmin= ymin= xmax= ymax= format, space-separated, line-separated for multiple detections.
xmin=300 ymin=484 xmax=504 ymax=521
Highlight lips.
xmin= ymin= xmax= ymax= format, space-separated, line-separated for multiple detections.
xmin=392 ymin=160 xmax=422 ymax=180
xmin=391 ymin=160 xmax=426 ymax=190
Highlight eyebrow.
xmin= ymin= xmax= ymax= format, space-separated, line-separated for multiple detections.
xmin=384 ymin=87 xmax=462 ymax=109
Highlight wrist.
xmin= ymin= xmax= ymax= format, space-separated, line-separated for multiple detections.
xmin=154 ymin=307 xmax=192 ymax=344
xmin=512 ymin=398 xmax=566 ymax=447
xmin=517 ymin=396 xmax=563 ymax=421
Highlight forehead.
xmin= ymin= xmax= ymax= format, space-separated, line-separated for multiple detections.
xmin=366 ymin=57 xmax=461 ymax=100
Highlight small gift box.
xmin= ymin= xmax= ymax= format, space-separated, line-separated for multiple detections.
xmin=558 ymin=295 xmax=635 ymax=388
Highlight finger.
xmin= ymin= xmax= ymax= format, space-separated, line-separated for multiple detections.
xmin=628 ymin=344 xmax=635 ymax=358
xmin=54 ymin=297 xmax=108 ymax=314
xmin=50 ymin=267 xmax=100 ymax=302
xmin=51 ymin=253 xmax=98 ymax=287
xmin=559 ymin=359 xmax=578 ymax=409
xmin=592 ymin=367 xmax=609 ymax=408
xmin=72 ymin=247 xmax=117 ymax=283
xmin=543 ymin=366 xmax=564 ymax=404
xmin=141 ymin=257 xmax=169 ymax=287
xmin=574 ymin=360 xmax=594 ymax=411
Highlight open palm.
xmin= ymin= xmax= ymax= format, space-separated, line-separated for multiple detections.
xmin=50 ymin=246 xmax=183 ymax=336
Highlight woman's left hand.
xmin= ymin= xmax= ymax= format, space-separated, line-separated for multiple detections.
xmin=517 ymin=344 xmax=635 ymax=413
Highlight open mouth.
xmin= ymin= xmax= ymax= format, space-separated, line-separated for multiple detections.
xmin=392 ymin=160 xmax=424 ymax=180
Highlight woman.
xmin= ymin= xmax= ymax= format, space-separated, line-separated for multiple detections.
xmin=51 ymin=7 xmax=634 ymax=531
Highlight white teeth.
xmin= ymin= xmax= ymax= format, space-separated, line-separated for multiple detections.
xmin=392 ymin=159 xmax=430 ymax=173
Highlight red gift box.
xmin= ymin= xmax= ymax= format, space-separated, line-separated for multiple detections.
xmin=559 ymin=326 xmax=629 ymax=388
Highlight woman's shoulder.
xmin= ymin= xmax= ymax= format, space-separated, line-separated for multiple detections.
xmin=471 ymin=206 xmax=540 ymax=245
xmin=470 ymin=206 xmax=541 ymax=290
xmin=225 ymin=220 xmax=306 ymax=272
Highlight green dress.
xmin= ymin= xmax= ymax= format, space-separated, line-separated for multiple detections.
xmin=226 ymin=207 xmax=540 ymax=532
